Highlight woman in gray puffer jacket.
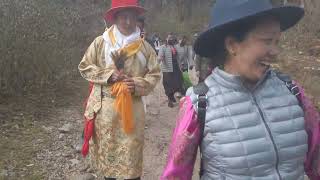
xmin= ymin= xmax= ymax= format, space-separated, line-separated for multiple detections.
xmin=163 ymin=0 xmax=320 ymax=180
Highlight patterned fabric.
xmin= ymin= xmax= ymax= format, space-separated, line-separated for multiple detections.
xmin=158 ymin=45 xmax=175 ymax=72
xmin=78 ymin=29 xmax=161 ymax=178
xmin=89 ymin=95 xmax=145 ymax=178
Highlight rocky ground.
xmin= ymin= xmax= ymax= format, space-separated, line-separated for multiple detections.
xmin=0 ymin=49 xmax=319 ymax=180
xmin=0 ymin=70 xmax=201 ymax=180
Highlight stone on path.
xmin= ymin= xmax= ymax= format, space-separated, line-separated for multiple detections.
xmin=69 ymin=159 xmax=80 ymax=166
xmin=0 ymin=169 xmax=8 ymax=177
xmin=68 ymin=173 xmax=95 ymax=180
xmin=75 ymin=144 xmax=82 ymax=153
xmin=58 ymin=123 xmax=72 ymax=133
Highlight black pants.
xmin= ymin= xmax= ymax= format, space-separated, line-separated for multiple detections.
xmin=104 ymin=178 xmax=141 ymax=180
xmin=162 ymin=72 xmax=183 ymax=102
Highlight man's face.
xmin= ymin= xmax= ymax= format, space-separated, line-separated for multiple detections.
xmin=115 ymin=9 xmax=138 ymax=36
xmin=167 ymin=35 xmax=175 ymax=45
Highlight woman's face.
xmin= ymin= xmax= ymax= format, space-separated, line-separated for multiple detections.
xmin=115 ymin=9 xmax=138 ymax=36
xmin=225 ymin=18 xmax=281 ymax=83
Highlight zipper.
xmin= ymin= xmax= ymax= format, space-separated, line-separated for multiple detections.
xmin=252 ymin=95 xmax=282 ymax=180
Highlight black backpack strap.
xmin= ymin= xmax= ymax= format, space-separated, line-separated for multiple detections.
xmin=193 ymin=82 xmax=209 ymax=177
xmin=194 ymin=82 xmax=209 ymax=135
xmin=274 ymin=71 xmax=302 ymax=105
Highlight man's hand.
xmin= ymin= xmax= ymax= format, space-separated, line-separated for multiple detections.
xmin=123 ymin=78 xmax=135 ymax=93
xmin=109 ymin=70 xmax=125 ymax=83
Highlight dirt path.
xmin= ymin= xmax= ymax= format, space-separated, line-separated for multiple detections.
xmin=0 ymin=77 xmax=200 ymax=180
xmin=1 ymin=53 xmax=318 ymax=179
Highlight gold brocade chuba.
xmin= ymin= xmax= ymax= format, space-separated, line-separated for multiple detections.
xmin=78 ymin=27 xmax=161 ymax=178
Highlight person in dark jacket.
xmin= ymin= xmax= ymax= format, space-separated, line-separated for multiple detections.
xmin=158 ymin=33 xmax=184 ymax=107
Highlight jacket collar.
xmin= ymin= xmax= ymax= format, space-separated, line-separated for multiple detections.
xmin=209 ymin=67 xmax=272 ymax=91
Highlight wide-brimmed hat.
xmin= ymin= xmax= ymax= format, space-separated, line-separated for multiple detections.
xmin=105 ymin=0 xmax=146 ymax=23
xmin=194 ymin=0 xmax=304 ymax=58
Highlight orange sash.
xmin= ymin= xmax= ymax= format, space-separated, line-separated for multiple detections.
xmin=109 ymin=25 xmax=143 ymax=134
xmin=111 ymin=82 xmax=134 ymax=134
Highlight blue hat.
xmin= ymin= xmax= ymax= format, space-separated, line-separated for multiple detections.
xmin=194 ymin=0 xmax=304 ymax=58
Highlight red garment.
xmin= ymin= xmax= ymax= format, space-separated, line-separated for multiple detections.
xmin=170 ymin=46 xmax=177 ymax=56
xmin=82 ymin=116 xmax=95 ymax=157
xmin=82 ymin=82 xmax=95 ymax=157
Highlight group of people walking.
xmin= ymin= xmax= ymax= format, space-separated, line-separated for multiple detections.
xmin=158 ymin=33 xmax=195 ymax=107
xmin=78 ymin=0 xmax=320 ymax=180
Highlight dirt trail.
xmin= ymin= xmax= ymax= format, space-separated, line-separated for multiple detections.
xmin=1 ymin=53 xmax=318 ymax=179
xmin=0 ymin=76 xmax=201 ymax=180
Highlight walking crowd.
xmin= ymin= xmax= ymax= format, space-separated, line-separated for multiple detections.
xmin=78 ymin=0 xmax=320 ymax=179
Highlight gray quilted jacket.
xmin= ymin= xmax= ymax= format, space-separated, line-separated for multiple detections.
xmin=187 ymin=68 xmax=308 ymax=180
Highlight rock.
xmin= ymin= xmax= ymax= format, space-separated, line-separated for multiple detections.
xmin=58 ymin=133 xmax=65 ymax=139
xmin=0 ymin=169 xmax=8 ymax=177
xmin=69 ymin=159 xmax=80 ymax=166
xmin=26 ymin=164 xmax=34 ymax=167
xmin=63 ymin=153 xmax=72 ymax=158
xmin=298 ymin=51 xmax=303 ymax=55
xmin=13 ymin=124 xmax=19 ymax=129
xmin=79 ymin=164 xmax=89 ymax=172
xmin=68 ymin=173 xmax=95 ymax=180
xmin=75 ymin=144 xmax=82 ymax=153
xmin=13 ymin=116 xmax=20 ymax=120
xmin=42 ymin=125 xmax=53 ymax=132
xmin=8 ymin=171 xmax=15 ymax=177
xmin=0 ymin=113 xmax=6 ymax=119
xmin=308 ymin=45 xmax=320 ymax=56
xmin=87 ymin=167 xmax=94 ymax=173
xmin=58 ymin=123 xmax=72 ymax=133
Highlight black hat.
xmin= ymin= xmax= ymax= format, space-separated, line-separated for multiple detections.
xmin=194 ymin=0 xmax=304 ymax=58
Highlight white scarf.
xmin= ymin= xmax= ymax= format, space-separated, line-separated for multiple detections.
xmin=102 ymin=25 xmax=142 ymax=65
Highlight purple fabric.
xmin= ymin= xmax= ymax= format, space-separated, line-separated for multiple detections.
xmin=161 ymin=96 xmax=200 ymax=180
xmin=295 ymin=82 xmax=320 ymax=180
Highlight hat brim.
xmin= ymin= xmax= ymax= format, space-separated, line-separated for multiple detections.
xmin=194 ymin=6 xmax=304 ymax=58
xmin=105 ymin=6 xmax=146 ymax=23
